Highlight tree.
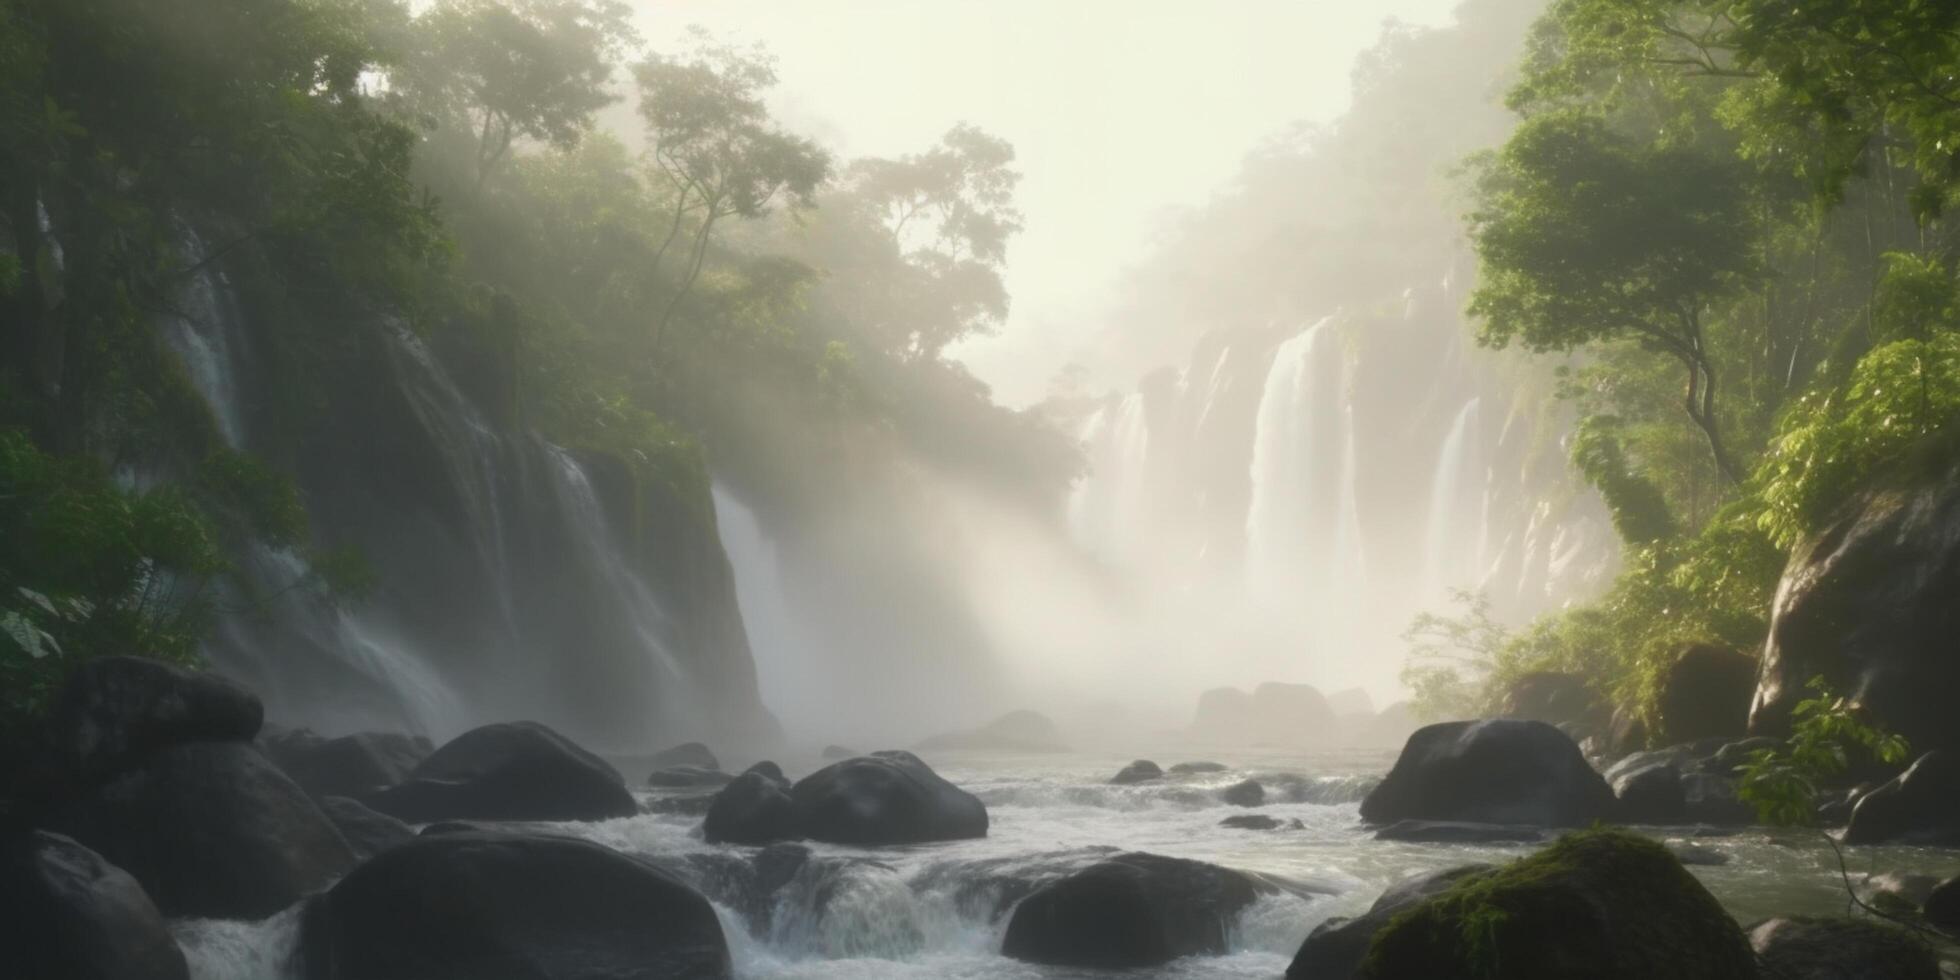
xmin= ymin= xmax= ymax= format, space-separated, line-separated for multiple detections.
xmin=634 ymin=30 xmax=831 ymax=351
xmin=401 ymin=0 xmax=639 ymax=189
xmin=848 ymin=124 xmax=1023 ymax=358
xmin=1469 ymin=111 xmax=1758 ymax=483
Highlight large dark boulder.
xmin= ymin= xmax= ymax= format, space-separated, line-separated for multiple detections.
xmin=1111 ymin=759 xmax=1164 ymax=784
xmin=1222 ymin=779 xmax=1265 ymax=807
xmin=0 ymin=831 xmax=188 ymax=980
xmin=1923 ymin=874 xmax=1960 ymax=929
xmin=649 ymin=742 xmax=719 ymax=771
xmin=1751 ymin=443 xmax=1960 ymax=753
xmin=916 ymin=709 xmax=1066 ymax=753
xmin=1657 ymin=645 xmax=1757 ymax=743
xmin=702 ymin=772 xmax=801 ymax=845
xmin=789 ymin=750 xmax=987 ymax=845
xmin=1359 ymin=720 xmax=1614 ymax=827
xmin=45 ymin=741 xmax=355 ymax=918
xmin=1843 ymin=751 xmax=1960 ymax=844
xmin=1612 ymin=760 xmax=1688 ymax=824
xmin=362 ymin=721 xmax=635 ymax=823
xmin=647 ymin=765 xmax=734 ymax=788
xmin=265 ymin=731 xmax=432 ymax=799
xmin=318 ymin=796 xmax=415 ymax=860
xmin=1001 ymin=852 xmax=1261 ymax=968
xmin=1749 ymin=916 xmax=1938 ymax=980
xmin=299 ymin=832 xmax=730 ymax=980
xmin=1358 ymin=829 xmax=1756 ymax=979
xmin=46 ymin=656 xmax=261 ymax=779
xmin=1286 ymin=865 xmax=1492 ymax=980
xmin=1499 ymin=671 xmax=1607 ymax=736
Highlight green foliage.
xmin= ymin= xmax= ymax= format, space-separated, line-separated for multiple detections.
xmin=1571 ymin=416 xmax=1676 ymax=544
xmin=1737 ymin=677 xmax=1909 ymax=827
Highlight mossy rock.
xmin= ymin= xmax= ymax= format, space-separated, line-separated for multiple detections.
xmin=1358 ymin=828 xmax=1755 ymax=979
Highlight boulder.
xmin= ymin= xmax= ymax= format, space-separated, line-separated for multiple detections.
xmin=1111 ymin=759 xmax=1164 ymax=785
xmin=1613 ymin=761 xmax=1687 ymax=823
xmin=299 ymin=832 xmax=730 ymax=980
xmin=265 ymin=731 xmax=432 ymax=799
xmin=1220 ymin=814 xmax=1297 ymax=830
xmin=789 ymin=750 xmax=987 ymax=845
xmin=1168 ymin=761 xmax=1228 ymax=774
xmin=1750 ymin=442 xmax=1960 ymax=754
xmin=1844 ymin=751 xmax=1960 ymax=844
xmin=0 ymin=831 xmax=188 ymax=980
xmin=1922 ymin=874 xmax=1960 ymax=929
xmin=650 ymin=742 xmax=720 ymax=771
xmin=647 ymin=765 xmax=734 ymax=788
xmin=362 ymin=721 xmax=635 ymax=823
xmin=1656 ymin=644 xmax=1758 ymax=743
xmin=45 ymin=741 xmax=355 ymax=918
xmin=1327 ymin=687 xmax=1376 ymax=718
xmin=1222 ymin=779 xmax=1265 ymax=807
xmin=1001 ymin=852 xmax=1261 ymax=967
xmin=819 ymin=744 xmax=855 ymax=760
xmin=1286 ymin=865 xmax=1493 ymax=980
xmin=1359 ymin=720 xmax=1615 ymax=827
xmin=1359 ymin=829 xmax=1756 ymax=979
xmin=702 ymin=772 xmax=801 ymax=845
xmin=1859 ymin=872 xmax=1939 ymax=916
xmin=743 ymin=760 xmax=789 ymax=787
xmin=1499 ymin=671 xmax=1606 ymax=735
xmin=46 ymin=656 xmax=261 ymax=779
xmin=915 ymin=709 xmax=1067 ymax=753
xmin=1749 ymin=916 xmax=1938 ymax=980
xmin=318 ymin=796 xmax=415 ymax=860
xmin=1372 ymin=820 xmax=1544 ymax=843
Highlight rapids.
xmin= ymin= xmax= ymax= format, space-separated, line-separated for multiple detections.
xmin=173 ymin=747 xmax=1960 ymax=979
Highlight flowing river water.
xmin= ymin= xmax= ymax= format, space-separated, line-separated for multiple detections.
xmin=173 ymin=746 xmax=1960 ymax=979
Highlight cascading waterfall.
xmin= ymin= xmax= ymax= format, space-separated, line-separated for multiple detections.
xmin=1420 ymin=396 xmax=1486 ymax=599
xmin=152 ymin=228 xmax=750 ymax=747
xmin=1243 ymin=317 xmax=1338 ymax=599
xmin=1067 ymin=391 xmax=1150 ymax=560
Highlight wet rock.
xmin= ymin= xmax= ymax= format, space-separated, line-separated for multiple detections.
xmin=1286 ymin=864 xmax=1493 ymax=980
xmin=702 ymin=772 xmax=800 ymax=845
xmin=1169 ymin=761 xmax=1228 ymax=774
xmin=362 ymin=721 xmax=635 ymax=823
xmin=743 ymin=760 xmax=789 ymax=787
xmin=1749 ymin=916 xmax=1938 ymax=980
xmin=916 ymin=709 xmax=1067 ymax=753
xmin=46 ymin=741 xmax=354 ymax=918
xmin=1613 ymin=761 xmax=1687 ymax=824
xmin=1704 ymin=736 xmax=1781 ymax=775
xmin=1111 ymin=759 xmax=1164 ymax=784
xmin=299 ymin=832 xmax=729 ymax=980
xmin=46 ymin=656 xmax=261 ymax=780
xmin=647 ymin=765 xmax=734 ymax=788
xmin=650 ymin=741 xmax=720 ymax=771
xmin=1750 ymin=439 xmax=1960 ymax=755
xmin=1222 ymin=779 xmax=1265 ymax=807
xmin=1361 ymin=829 xmax=1755 ymax=979
xmin=1372 ymin=820 xmax=1545 ymax=843
xmin=1844 ymin=751 xmax=1960 ymax=845
xmin=0 ymin=831 xmax=188 ymax=980
xmin=1656 ymin=644 xmax=1757 ymax=743
xmin=318 ymin=796 xmax=414 ymax=860
xmin=1860 ymin=872 xmax=1940 ymax=916
xmin=820 ymin=745 xmax=856 ymax=760
xmin=1359 ymin=719 xmax=1614 ymax=827
xmin=1922 ymin=874 xmax=1960 ymax=929
xmin=791 ymin=750 xmax=987 ymax=845
xmin=1220 ymin=814 xmax=1297 ymax=830
xmin=1002 ymin=852 xmax=1261 ymax=968
xmin=265 ymin=731 xmax=433 ymax=800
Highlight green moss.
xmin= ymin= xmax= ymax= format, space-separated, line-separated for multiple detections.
xmin=1359 ymin=829 xmax=1756 ymax=980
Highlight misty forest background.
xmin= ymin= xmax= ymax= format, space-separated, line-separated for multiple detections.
xmin=3 ymin=0 xmax=1958 ymax=745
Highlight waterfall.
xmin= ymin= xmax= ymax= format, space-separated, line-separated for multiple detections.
xmin=161 ymin=229 xmax=248 ymax=447
xmin=1244 ymin=316 xmax=1337 ymax=596
xmin=1067 ymin=392 xmax=1150 ymax=559
xmin=1420 ymin=397 xmax=1485 ymax=597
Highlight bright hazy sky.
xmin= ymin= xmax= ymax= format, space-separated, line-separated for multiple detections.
xmin=634 ymin=1 xmax=1465 ymax=405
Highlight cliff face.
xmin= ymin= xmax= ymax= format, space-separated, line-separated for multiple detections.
xmin=162 ymin=230 xmax=777 ymax=751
